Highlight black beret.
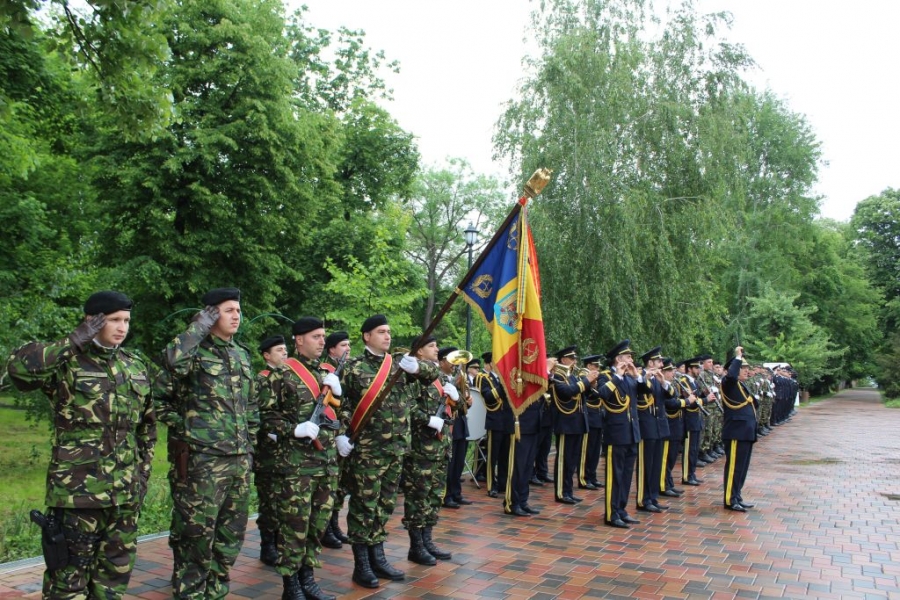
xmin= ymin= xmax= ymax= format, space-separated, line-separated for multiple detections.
xmin=582 ymin=354 xmax=603 ymax=366
xmin=84 ymin=290 xmax=133 ymax=315
xmin=605 ymin=340 xmax=634 ymax=361
xmin=438 ymin=346 xmax=458 ymax=361
xmin=481 ymin=351 xmax=493 ymax=364
xmin=258 ymin=335 xmax=285 ymax=354
xmin=324 ymin=331 xmax=349 ymax=350
xmin=202 ymin=287 xmax=241 ymax=305
xmin=411 ymin=334 xmax=437 ymax=349
xmin=697 ymin=353 xmax=713 ymax=361
xmin=466 ymin=359 xmax=481 ymax=369
xmin=361 ymin=314 xmax=388 ymax=334
xmin=662 ymin=357 xmax=675 ymax=371
xmin=292 ymin=316 xmax=324 ymax=336
xmin=554 ymin=345 xmax=578 ymax=359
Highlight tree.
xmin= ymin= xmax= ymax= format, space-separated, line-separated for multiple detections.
xmin=403 ymin=159 xmax=506 ymax=328
xmin=743 ymin=285 xmax=844 ymax=389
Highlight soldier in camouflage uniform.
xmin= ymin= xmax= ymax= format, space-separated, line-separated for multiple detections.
xmin=400 ymin=335 xmax=457 ymax=566
xmin=154 ymin=288 xmax=257 ymax=600
xmin=320 ymin=330 xmax=351 ymax=550
xmin=697 ymin=355 xmax=722 ymax=465
xmin=253 ymin=335 xmax=288 ymax=567
xmin=257 ymin=317 xmax=341 ymax=600
xmin=6 ymin=290 xmax=156 ymax=600
xmin=334 ymin=314 xmax=440 ymax=589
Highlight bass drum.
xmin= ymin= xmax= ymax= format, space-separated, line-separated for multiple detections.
xmin=466 ymin=387 xmax=487 ymax=441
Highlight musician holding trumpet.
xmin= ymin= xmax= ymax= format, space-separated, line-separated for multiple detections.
xmin=439 ymin=347 xmax=475 ymax=509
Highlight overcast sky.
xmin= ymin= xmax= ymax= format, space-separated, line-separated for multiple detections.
xmin=291 ymin=0 xmax=900 ymax=222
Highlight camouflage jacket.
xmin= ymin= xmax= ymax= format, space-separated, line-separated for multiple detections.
xmin=339 ymin=349 xmax=440 ymax=456
xmin=257 ymin=356 xmax=338 ymax=476
xmin=253 ymin=369 xmax=278 ymax=471
xmin=407 ymin=371 xmax=450 ymax=454
xmin=6 ymin=339 xmax=156 ymax=509
xmin=155 ymin=321 xmax=258 ymax=455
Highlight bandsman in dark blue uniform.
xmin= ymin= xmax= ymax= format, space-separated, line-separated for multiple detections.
xmin=721 ymin=347 xmax=758 ymax=512
xmin=549 ymin=346 xmax=598 ymax=504
xmin=596 ymin=340 xmax=642 ymax=528
xmin=678 ymin=357 xmax=711 ymax=486
xmin=531 ymin=354 xmax=556 ymax=485
xmin=579 ymin=354 xmax=605 ymax=490
xmin=661 ymin=358 xmax=688 ymax=498
xmin=440 ymin=347 xmax=473 ymax=509
xmin=479 ymin=352 xmax=512 ymax=499
xmin=635 ymin=346 xmax=674 ymax=513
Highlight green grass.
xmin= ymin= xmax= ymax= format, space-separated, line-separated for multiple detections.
xmin=0 ymin=398 xmax=260 ymax=563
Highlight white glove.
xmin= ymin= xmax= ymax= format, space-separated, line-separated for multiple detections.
xmin=267 ymin=433 xmax=278 ymax=443
xmin=322 ymin=373 xmax=342 ymax=396
xmin=443 ymin=382 xmax=460 ymax=401
xmin=399 ymin=354 xmax=419 ymax=374
xmin=428 ymin=416 xmax=444 ymax=431
xmin=336 ymin=435 xmax=354 ymax=457
xmin=293 ymin=421 xmax=320 ymax=440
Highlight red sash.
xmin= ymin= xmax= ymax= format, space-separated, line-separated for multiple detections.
xmin=284 ymin=358 xmax=336 ymax=421
xmin=259 ymin=369 xmax=271 ymax=377
xmin=320 ymin=363 xmax=335 ymax=373
xmin=349 ymin=354 xmax=393 ymax=434
xmin=432 ymin=380 xmax=452 ymax=417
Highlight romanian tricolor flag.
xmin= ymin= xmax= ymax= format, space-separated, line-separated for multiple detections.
xmin=462 ymin=201 xmax=548 ymax=415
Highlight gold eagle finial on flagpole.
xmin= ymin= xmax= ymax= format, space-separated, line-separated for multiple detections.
xmin=522 ymin=168 xmax=553 ymax=199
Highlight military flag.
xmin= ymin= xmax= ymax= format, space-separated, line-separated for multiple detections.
xmin=462 ymin=195 xmax=548 ymax=416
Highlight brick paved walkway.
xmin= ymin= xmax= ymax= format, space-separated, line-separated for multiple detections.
xmin=2 ymin=388 xmax=899 ymax=599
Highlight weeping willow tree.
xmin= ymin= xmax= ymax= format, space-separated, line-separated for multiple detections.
xmin=494 ymin=0 xmax=758 ymax=357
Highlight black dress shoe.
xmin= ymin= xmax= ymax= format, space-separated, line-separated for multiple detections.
xmin=737 ymin=501 xmax=754 ymax=508
xmin=571 ymin=495 xmax=583 ymax=503
xmin=725 ymin=503 xmax=747 ymax=512
xmin=442 ymin=499 xmax=460 ymax=509
xmin=591 ymin=481 xmax=605 ymax=488
xmin=621 ymin=515 xmax=640 ymax=524
xmin=606 ymin=518 xmax=629 ymax=528
xmin=541 ymin=476 xmax=555 ymax=484
xmin=670 ymin=487 xmax=684 ymax=494
xmin=488 ymin=490 xmax=498 ymax=498
xmin=637 ymin=504 xmax=661 ymax=513
xmin=661 ymin=489 xmax=680 ymax=498
xmin=522 ymin=504 xmax=541 ymax=515
xmin=528 ymin=477 xmax=544 ymax=486
xmin=556 ymin=496 xmax=577 ymax=505
xmin=696 ymin=459 xmax=708 ymax=468
xmin=683 ymin=479 xmax=701 ymax=486
xmin=653 ymin=502 xmax=669 ymax=510
xmin=456 ymin=498 xmax=473 ymax=505
xmin=505 ymin=506 xmax=531 ymax=517
xmin=578 ymin=483 xmax=598 ymax=490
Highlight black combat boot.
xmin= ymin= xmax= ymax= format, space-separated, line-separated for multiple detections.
xmin=351 ymin=543 xmax=379 ymax=588
xmin=368 ymin=542 xmax=405 ymax=580
xmin=259 ymin=529 xmax=278 ymax=566
xmin=282 ymin=573 xmax=306 ymax=600
xmin=298 ymin=565 xmax=336 ymax=600
xmin=330 ymin=510 xmax=349 ymax=544
xmin=422 ymin=525 xmax=452 ymax=560
xmin=407 ymin=528 xmax=437 ymax=565
xmin=320 ymin=520 xmax=342 ymax=550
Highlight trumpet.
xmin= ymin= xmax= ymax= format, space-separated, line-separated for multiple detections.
xmin=444 ymin=349 xmax=473 ymax=415
xmin=553 ymin=362 xmax=573 ymax=378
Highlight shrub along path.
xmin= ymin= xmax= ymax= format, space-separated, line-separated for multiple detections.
xmin=2 ymin=388 xmax=899 ymax=599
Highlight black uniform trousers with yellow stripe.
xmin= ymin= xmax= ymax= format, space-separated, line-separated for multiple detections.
xmin=636 ymin=438 xmax=662 ymax=508
xmin=661 ymin=437 xmax=682 ymax=492
xmin=682 ymin=429 xmax=701 ymax=482
xmin=580 ymin=427 xmax=603 ymax=487
xmin=605 ymin=443 xmax=637 ymax=522
xmin=555 ymin=433 xmax=584 ymax=500
xmin=723 ymin=439 xmax=753 ymax=506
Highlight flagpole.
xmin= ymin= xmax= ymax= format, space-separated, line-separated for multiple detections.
xmin=349 ymin=168 xmax=552 ymax=441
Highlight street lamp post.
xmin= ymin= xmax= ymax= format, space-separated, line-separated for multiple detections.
xmin=463 ymin=222 xmax=479 ymax=351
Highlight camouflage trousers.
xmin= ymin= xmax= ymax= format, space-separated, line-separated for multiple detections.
xmin=332 ymin=455 xmax=348 ymax=515
xmin=758 ymin=395 xmax=773 ymax=429
xmin=401 ymin=436 xmax=451 ymax=529
xmin=702 ymin=408 xmax=723 ymax=452
xmin=42 ymin=505 xmax=139 ymax=600
xmin=274 ymin=470 xmax=333 ymax=576
xmin=344 ymin=450 xmax=403 ymax=545
xmin=252 ymin=462 xmax=278 ymax=537
xmin=168 ymin=453 xmax=251 ymax=600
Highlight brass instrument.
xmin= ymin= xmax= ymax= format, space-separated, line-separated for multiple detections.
xmin=552 ymin=362 xmax=573 ymax=378
xmin=444 ymin=350 xmax=473 ymax=415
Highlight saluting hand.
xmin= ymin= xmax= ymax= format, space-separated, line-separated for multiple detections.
xmin=70 ymin=313 xmax=107 ymax=352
